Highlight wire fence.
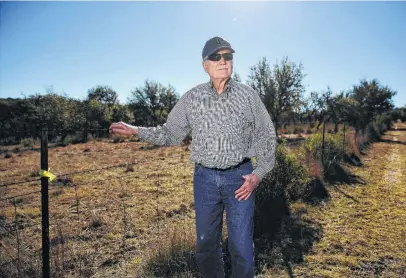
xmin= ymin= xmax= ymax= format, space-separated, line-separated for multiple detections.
xmin=0 ymin=126 xmax=198 ymax=277
xmin=0 ymin=120 xmax=348 ymax=147
xmin=0 ymin=120 xmax=374 ymax=278
xmin=1 ymin=168 xmax=195 ymax=277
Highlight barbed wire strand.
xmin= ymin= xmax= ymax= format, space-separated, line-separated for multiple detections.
xmin=0 ymin=178 xmax=42 ymax=188
xmin=0 ymin=128 xmax=110 ymax=135
xmin=1 ymin=121 xmax=337 ymax=135
xmin=56 ymin=154 xmax=184 ymax=178
xmin=0 ymin=190 xmax=41 ymax=203
xmin=0 ymin=222 xmax=40 ymax=238
xmin=0 ymin=154 xmax=185 ymax=188
xmin=0 ymin=163 xmax=189 ymax=207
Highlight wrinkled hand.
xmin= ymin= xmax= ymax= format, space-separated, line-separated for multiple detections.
xmin=109 ymin=122 xmax=138 ymax=136
xmin=235 ymin=174 xmax=259 ymax=201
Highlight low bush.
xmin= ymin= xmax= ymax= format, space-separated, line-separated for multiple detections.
xmin=59 ymin=132 xmax=84 ymax=146
xmin=257 ymin=142 xmax=311 ymax=203
xmin=301 ymin=132 xmax=345 ymax=177
xmin=20 ymin=138 xmax=35 ymax=149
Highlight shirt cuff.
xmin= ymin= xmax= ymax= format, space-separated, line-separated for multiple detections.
xmin=252 ymin=166 xmax=269 ymax=183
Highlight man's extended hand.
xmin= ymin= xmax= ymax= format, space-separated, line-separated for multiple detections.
xmin=109 ymin=122 xmax=138 ymax=136
xmin=235 ymin=173 xmax=259 ymax=201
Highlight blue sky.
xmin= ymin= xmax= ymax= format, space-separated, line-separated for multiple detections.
xmin=1 ymin=1 xmax=405 ymax=107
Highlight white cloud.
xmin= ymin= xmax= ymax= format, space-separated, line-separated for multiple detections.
xmin=232 ymin=17 xmax=237 ymax=22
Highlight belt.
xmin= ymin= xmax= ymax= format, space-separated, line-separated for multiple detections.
xmin=197 ymin=158 xmax=251 ymax=172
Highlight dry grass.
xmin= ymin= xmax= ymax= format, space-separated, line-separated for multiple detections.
xmin=0 ymin=138 xmax=195 ymax=277
xmin=1 ymin=124 xmax=405 ymax=277
xmin=262 ymin=124 xmax=406 ymax=277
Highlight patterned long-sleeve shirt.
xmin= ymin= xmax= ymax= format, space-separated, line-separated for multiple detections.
xmin=138 ymin=78 xmax=276 ymax=182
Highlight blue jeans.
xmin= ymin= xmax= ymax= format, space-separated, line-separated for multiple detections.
xmin=193 ymin=160 xmax=255 ymax=278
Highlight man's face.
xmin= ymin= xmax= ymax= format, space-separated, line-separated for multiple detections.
xmin=202 ymin=49 xmax=233 ymax=80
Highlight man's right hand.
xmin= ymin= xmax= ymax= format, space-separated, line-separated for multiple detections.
xmin=109 ymin=122 xmax=139 ymax=136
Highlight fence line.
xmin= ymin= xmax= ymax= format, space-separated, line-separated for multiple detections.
xmin=0 ymin=153 xmax=186 ymax=188
xmin=0 ymin=153 xmax=193 ymax=277
xmin=0 ymin=120 xmax=348 ymax=144
xmin=0 ymin=164 xmax=185 ymax=206
xmin=1 ymin=119 xmax=342 ymax=188
xmin=2 ymin=122 xmax=327 ymax=134
xmin=0 ymin=178 xmax=42 ymax=188
xmin=0 ymin=128 xmax=111 ymax=135
xmin=0 ymin=223 xmax=40 ymax=238
xmin=0 ymin=190 xmax=41 ymax=202
xmin=56 ymin=154 xmax=184 ymax=178
xmin=1 ymin=120 xmax=373 ymax=277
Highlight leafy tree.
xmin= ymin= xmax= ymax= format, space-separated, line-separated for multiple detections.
xmin=350 ymin=78 xmax=397 ymax=130
xmin=232 ymin=72 xmax=242 ymax=82
xmin=86 ymin=99 xmax=111 ymax=129
xmin=87 ymin=85 xmax=119 ymax=107
xmin=111 ymin=104 xmax=134 ymax=123
xmin=326 ymin=92 xmax=345 ymax=132
xmin=248 ymin=56 xmax=305 ymax=133
xmin=158 ymin=85 xmax=179 ymax=120
xmin=85 ymin=85 xmax=120 ymax=134
xmin=127 ymin=80 xmax=179 ymax=126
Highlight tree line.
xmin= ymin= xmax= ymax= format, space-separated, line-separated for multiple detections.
xmin=0 ymin=80 xmax=179 ymax=145
xmin=1 ymin=56 xmax=404 ymax=145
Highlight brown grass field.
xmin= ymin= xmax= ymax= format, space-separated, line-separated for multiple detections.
xmin=265 ymin=122 xmax=406 ymax=277
xmin=0 ymin=122 xmax=405 ymax=277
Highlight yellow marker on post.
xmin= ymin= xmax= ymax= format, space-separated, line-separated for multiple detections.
xmin=39 ymin=169 xmax=56 ymax=182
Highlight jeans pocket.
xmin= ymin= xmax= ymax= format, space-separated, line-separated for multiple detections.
xmin=194 ymin=164 xmax=204 ymax=177
xmin=237 ymin=162 xmax=253 ymax=177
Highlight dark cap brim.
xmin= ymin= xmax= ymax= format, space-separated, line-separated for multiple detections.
xmin=205 ymin=46 xmax=235 ymax=59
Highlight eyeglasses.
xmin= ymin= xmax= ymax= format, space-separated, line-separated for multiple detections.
xmin=205 ymin=53 xmax=233 ymax=62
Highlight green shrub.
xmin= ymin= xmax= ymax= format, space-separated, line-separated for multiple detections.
xmin=60 ymin=132 xmax=84 ymax=146
xmin=302 ymin=132 xmax=345 ymax=176
xmin=254 ymin=142 xmax=318 ymax=249
xmin=60 ymin=135 xmax=73 ymax=146
xmin=20 ymin=138 xmax=35 ymax=148
xmin=256 ymin=142 xmax=311 ymax=203
xmin=365 ymin=122 xmax=381 ymax=141
xmin=87 ymin=134 xmax=94 ymax=142
xmin=375 ymin=114 xmax=391 ymax=133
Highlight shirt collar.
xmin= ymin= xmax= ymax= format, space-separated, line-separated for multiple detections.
xmin=208 ymin=77 xmax=234 ymax=99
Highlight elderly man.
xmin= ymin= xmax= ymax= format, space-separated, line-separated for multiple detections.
xmin=110 ymin=36 xmax=276 ymax=278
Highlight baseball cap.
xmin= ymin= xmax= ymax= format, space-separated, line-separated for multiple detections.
xmin=202 ymin=36 xmax=235 ymax=59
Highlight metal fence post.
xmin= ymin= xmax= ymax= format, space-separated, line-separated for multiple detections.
xmin=41 ymin=125 xmax=50 ymax=278
xmin=343 ymin=123 xmax=346 ymax=153
xmin=321 ymin=119 xmax=326 ymax=166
